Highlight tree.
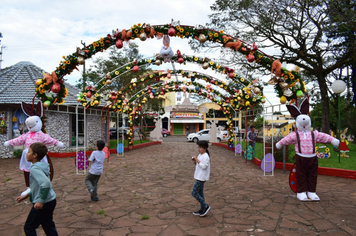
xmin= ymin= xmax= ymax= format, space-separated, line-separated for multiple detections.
xmin=324 ymin=0 xmax=356 ymax=106
xmin=202 ymin=0 xmax=354 ymax=133
xmin=77 ymin=43 xmax=163 ymax=137
xmin=310 ymin=96 xmax=356 ymax=142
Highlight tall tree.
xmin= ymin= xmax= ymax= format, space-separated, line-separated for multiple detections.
xmin=202 ymin=0 xmax=354 ymax=133
xmin=324 ymin=0 xmax=356 ymax=106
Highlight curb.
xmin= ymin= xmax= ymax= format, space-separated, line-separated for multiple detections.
xmin=212 ymin=142 xmax=356 ymax=180
xmin=48 ymin=141 xmax=162 ymax=158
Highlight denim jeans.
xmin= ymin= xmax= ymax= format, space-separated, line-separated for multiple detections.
xmin=191 ymin=180 xmax=207 ymax=209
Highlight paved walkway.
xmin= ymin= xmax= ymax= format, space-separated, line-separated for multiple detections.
xmin=1 ymin=142 xmax=356 ymax=236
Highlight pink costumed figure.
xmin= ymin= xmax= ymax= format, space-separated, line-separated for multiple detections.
xmin=3 ymin=101 xmax=64 ymax=196
xmin=276 ymin=98 xmax=340 ymax=201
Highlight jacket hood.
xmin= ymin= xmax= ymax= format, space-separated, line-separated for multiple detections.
xmin=33 ymin=162 xmax=50 ymax=177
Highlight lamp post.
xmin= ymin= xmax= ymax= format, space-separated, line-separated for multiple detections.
xmin=331 ymin=80 xmax=346 ymax=163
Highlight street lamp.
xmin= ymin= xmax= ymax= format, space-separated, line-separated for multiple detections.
xmin=331 ymin=80 xmax=346 ymax=163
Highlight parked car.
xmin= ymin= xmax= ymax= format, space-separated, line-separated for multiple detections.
xmin=109 ymin=127 xmax=128 ymax=139
xmin=187 ymin=129 xmax=227 ymax=143
xmin=161 ymin=128 xmax=171 ymax=137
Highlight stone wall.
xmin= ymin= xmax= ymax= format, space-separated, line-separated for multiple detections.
xmin=0 ymin=109 xmax=106 ymax=158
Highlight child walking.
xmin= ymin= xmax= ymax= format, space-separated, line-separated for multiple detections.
xmin=16 ymin=142 xmax=58 ymax=236
xmin=85 ymin=140 xmax=105 ymax=201
xmin=191 ymin=140 xmax=211 ymax=216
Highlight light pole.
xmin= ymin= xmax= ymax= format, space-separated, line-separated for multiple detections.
xmin=331 ymin=80 xmax=346 ymax=163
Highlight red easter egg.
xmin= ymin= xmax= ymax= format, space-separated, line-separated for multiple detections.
xmin=115 ymin=40 xmax=123 ymax=49
xmin=178 ymin=57 xmax=184 ymax=64
xmin=51 ymin=83 xmax=61 ymax=93
xmin=86 ymin=91 xmax=92 ymax=98
xmin=132 ymin=65 xmax=139 ymax=73
xmin=247 ymin=54 xmax=255 ymax=62
xmin=168 ymin=27 xmax=175 ymax=36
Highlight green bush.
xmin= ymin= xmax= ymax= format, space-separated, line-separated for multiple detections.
xmin=13 ymin=149 xmax=23 ymax=158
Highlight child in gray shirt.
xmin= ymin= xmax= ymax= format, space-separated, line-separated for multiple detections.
xmin=85 ymin=140 xmax=105 ymax=201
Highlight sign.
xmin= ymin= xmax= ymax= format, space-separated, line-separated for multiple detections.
xmin=172 ymin=112 xmax=202 ymax=119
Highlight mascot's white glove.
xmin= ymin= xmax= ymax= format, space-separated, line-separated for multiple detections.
xmin=57 ymin=142 xmax=65 ymax=148
xmin=331 ymin=138 xmax=340 ymax=147
xmin=3 ymin=141 xmax=9 ymax=147
xmin=275 ymin=142 xmax=282 ymax=149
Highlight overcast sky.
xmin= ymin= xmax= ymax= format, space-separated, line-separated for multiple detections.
xmin=0 ymin=0 xmax=282 ymax=106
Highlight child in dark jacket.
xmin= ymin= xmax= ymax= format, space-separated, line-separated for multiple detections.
xmin=16 ymin=142 xmax=58 ymax=236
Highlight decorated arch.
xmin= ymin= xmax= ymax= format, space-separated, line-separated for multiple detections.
xmin=34 ymin=21 xmax=307 ymax=147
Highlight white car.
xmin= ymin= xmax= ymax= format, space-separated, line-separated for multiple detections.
xmin=187 ymin=129 xmax=228 ymax=143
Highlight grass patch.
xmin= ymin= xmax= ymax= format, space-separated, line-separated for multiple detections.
xmin=96 ymin=209 xmax=107 ymax=216
xmin=243 ymin=141 xmax=356 ymax=171
xmin=5 ymin=178 xmax=11 ymax=182
xmin=140 ymin=214 xmax=149 ymax=220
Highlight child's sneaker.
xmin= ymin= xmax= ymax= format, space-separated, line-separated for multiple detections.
xmin=200 ymin=205 xmax=210 ymax=217
xmin=193 ymin=209 xmax=202 ymax=216
xmin=91 ymin=197 xmax=99 ymax=201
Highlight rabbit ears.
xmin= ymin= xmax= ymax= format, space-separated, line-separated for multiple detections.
xmin=21 ymin=101 xmax=43 ymax=117
xmin=163 ymin=35 xmax=170 ymax=46
xmin=286 ymin=98 xmax=309 ymax=118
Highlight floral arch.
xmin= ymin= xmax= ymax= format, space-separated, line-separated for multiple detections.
xmin=34 ymin=21 xmax=308 ymax=147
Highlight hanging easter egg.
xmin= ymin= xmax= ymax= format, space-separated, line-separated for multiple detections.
xmin=36 ymin=79 xmax=42 ymax=86
xmin=51 ymin=83 xmax=61 ymax=93
xmin=105 ymin=72 xmax=111 ymax=79
xmin=296 ymin=90 xmax=304 ymax=98
xmin=167 ymin=73 xmax=171 ymax=79
xmin=147 ymin=89 xmax=151 ymax=93
xmin=43 ymin=100 xmax=51 ymax=107
xmin=260 ymin=153 xmax=275 ymax=173
xmin=195 ymin=86 xmax=199 ymax=92
xmin=156 ymin=77 xmax=160 ymax=81
xmin=175 ymin=84 xmax=179 ymax=89
xmin=229 ymin=73 xmax=235 ymax=78
xmin=165 ymin=84 xmax=169 ymax=89
xmin=247 ymin=54 xmax=255 ymax=62
xmin=132 ymin=65 xmax=139 ymax=73
xmin=246 ymin=101 xmax=250 ymax=106
xmin=198 ymin=34 xmax=207 ymax=43
xmin=86 ymin=90 xmax=93 ymax=98
xmin=283 ymin=88 xmax=293 ymax=97
xmin=168 ymin=27 xmax=176 ymax=36
xmin=280 ymin=95 xmax=287 ymax=104
xmin=77 ymin=56 xmax=85 ymax=65
xmin=253 ymin=87 xmax=261 ymax=94
xmin=178 ymin=57 xmax=184 ymax=64
xmin=202 ymin=62 xmax=209 ymax=69
xmin=235 ymin=143 xmax=242 ymax=155
xmin=115 ymin=39 xmax=123 ymax=49
xmin=155 ymin=59 xmax=161 ymax=65
xmin=106 ymin=79 xmax=112 ymax=85
xmin=140 ymin=32 xmax=147 ymax=41
xmin=151 ymin=89 xmax=156 ymax=94
xmin=191 ymin=77 xmax=195 ymax=82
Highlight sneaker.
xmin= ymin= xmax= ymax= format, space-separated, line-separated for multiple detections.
xmin=91 ymin=197 xmax=99 ymax=201
xmin=200 ymin=205 xmax=210 ymax=217
xmin=90 ymin=188 xmax=95 ymax=199
xmin=193 ymin=209 xmax=202 ymax=216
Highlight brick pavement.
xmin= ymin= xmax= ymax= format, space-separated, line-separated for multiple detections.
xmin=1 ymin=142 xmax=356 ymax=236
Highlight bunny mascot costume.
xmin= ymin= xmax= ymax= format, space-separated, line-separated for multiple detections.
xmin=4 ymin=101 xmax=64 ymax=195
xmin=276 ymin=98 xmax=340 ymax=201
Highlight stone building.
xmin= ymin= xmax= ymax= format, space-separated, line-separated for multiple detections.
xmin=0 ymin=61 xmax=107 ymax=158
